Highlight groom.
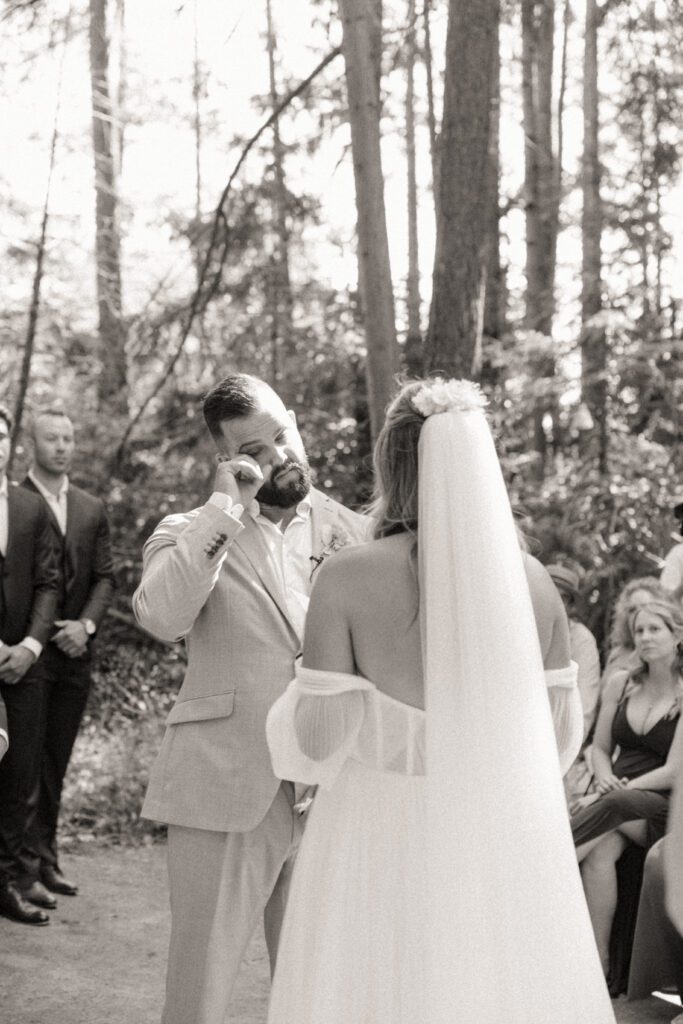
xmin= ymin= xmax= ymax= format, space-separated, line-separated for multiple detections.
xmin=134 ymin=373 xmax=368 ymax=1024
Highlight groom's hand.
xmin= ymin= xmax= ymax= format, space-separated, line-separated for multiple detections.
xmin=214 ymin=454 xmax=266 ymax=507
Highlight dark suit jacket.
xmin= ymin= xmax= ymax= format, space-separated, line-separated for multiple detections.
xmin=0 ymin=485 xmax=60 ymax=647
xmin=22 ymin=478 xmax=115 ymax=636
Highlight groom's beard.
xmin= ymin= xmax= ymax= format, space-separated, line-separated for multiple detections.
xmin=256 ymin=458 xmax=311 ymax=508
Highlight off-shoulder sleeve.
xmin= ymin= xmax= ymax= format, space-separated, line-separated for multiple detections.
xmin=266 ymin=667 xmax=374 ymax=789
xmin=545 ymin=661 xmax=583 ymax=776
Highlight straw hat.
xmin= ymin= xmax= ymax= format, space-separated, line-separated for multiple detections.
xmin=547 ymin=564 xmax=580 ymax=597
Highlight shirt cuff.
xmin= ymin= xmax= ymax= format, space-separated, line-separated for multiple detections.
xmin=19 ymin=637 xmax=42 ymax=660
xmin=208 ymin=491 xmax=245 ymax=521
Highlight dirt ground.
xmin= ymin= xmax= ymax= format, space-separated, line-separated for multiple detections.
xmin=0 ymin=845 xmax=269 ymax=1024
xmin=0 ymin=844 xmax=679 ymax=1024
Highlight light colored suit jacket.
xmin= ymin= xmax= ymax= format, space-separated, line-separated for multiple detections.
xmin=134 ymin=488 xmax=368 ymax=833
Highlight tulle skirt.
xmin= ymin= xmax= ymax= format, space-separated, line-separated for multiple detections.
xmin=268 ymin=760 xmax=426 ymax=1024
xmin=267 ymin=757 xmax=615 ymax=1024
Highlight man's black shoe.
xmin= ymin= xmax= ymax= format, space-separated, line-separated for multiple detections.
xmin=20 ymin=879 xmax=57 ymax=910
xmin=41 ymin=864 xmax=78 ymax=896
xmin=0 ymin=882 xmax=50 ymax=925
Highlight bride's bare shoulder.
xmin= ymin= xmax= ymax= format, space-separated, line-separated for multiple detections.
xmin=312 ymin=533 xmax=413 ymax=592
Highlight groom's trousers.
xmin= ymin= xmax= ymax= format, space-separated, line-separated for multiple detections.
xmin=161 ymin=781 xmax=303 ymax=1024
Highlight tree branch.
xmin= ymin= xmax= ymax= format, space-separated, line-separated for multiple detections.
xmin=113 ymin=44 xmax=343 ymax=466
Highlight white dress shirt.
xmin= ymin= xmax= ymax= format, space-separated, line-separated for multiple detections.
xmin=662 ymin=542 xmax=683 ymax=593
xmin=247 ymin=496 xmax=313 ymax=642
xmin=28 ymin=469 xmax=69 ymax=535
xmin=569 ymin=619 xmax=601 ymax=742
xmin=208 ymin=490 xmax=313 ymax=642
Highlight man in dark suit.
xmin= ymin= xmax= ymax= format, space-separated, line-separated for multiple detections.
xmin=22 ymin=406 xmax=115 ymax=899
xmin=0 ymin=403 xmax=60 ymax=925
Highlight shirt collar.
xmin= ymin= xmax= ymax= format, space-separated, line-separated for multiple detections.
xmin=0 ymin=475 xmax=7 ymax=498
xmin=249 ymin=492 xmax=312 ymax=522
xmin=28 ymin=468 xmax=69 ymax=501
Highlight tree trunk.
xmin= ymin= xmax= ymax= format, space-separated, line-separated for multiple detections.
xmin=521 ymin=0 xmax=558 ymax=474
xmin=483 ymin=19 xmax=504 ymax=349
xmin=193 ymin=0 xmax=202 ymax=231
xmin=424 ymin=0 xmax=499 ymax=379
xmin=114 ymin=0 xmax=126 ymax=176
xmin=266 ymin=0 xmax=295 ymax=403
xmin=580 ymin=0 xmax=608 ymax=470
xmin=404 ymin=0 xmax=422 ymax=374
xmin=89 ymin=0 xmax=127 ymax=413
xmin=522 ymin=0 xmax=558 ymax=334
xmin=423 ymin=0 xmax=439 ymax=215
xmin=338 ymin=0 xmax=398 ymax=439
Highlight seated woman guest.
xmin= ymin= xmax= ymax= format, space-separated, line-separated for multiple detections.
xmin=627 ymin=719 xmax=683 ymax=1017
xmin=571 ymin=598 xmax=683 ymax=976
xmin=602 ymin=576 xmax=665 ymax=692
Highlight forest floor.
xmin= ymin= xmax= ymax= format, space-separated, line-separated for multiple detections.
xmin=0 ymin=844 xmax=680 ymax=1024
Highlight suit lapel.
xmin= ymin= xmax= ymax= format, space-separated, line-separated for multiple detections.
xmin=4 ymin=487 xmax=18 ymax=564
xmin=232 ymin=514 xmax=297 ymax=635
xmin=22 ymin=476 xmax=63 ymax=539
xmin=63 ymin=489 xmax=78 ymax=584
xmin=233 ymin=491 xmax=347 ymax=637
xmin=64 ymin=488 xmax=78 ymax=540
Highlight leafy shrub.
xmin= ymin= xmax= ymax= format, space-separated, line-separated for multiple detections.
xmin=60 ymin=641 xmax=184 ymax=846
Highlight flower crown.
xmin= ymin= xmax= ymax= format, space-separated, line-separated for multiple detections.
xmin=411 ymin=378 xmax=488 ymax=418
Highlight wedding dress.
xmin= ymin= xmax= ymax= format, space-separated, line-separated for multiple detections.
xmin=266 ymin=380 xmax=615 ymax=1024
xmin=266 ymin=665 xmax=615 ymax=1024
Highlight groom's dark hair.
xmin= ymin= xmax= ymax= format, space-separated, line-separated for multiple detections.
xmin=203 ymin=373 xmax=263 ymax=440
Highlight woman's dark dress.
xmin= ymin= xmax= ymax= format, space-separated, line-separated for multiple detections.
xmin=571 ymin=696 xmax=679 ymax=847
xmin=570 ymin=691 xmax=680 ymax=995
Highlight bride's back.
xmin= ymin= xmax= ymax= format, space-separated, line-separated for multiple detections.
xmin=303 ymin=530 xmax=569 ymax=709
xmin=326 ymin=533 xmax=425 ymax=709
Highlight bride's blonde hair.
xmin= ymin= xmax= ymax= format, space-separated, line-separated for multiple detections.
xmin=369 ymin=377 xmax=531 ymax=553
xmin=368 ymin=380 xmax=427 ymax=540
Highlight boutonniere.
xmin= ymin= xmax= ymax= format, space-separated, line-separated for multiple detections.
xmin=309 ymin=524 xmax=351 ymax=580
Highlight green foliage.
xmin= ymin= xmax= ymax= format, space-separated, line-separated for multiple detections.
xmin=509 ymin=430 xmax=674 ymax=651
xmin=60 ymin=642 xmax=184 ymax=846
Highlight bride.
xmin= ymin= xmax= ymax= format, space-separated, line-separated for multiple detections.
xmin=266 ymin=378 xmax=615 ymax=1024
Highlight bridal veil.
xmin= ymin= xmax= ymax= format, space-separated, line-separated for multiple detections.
xmin=417 ymin=382 xmax=614 ymax=1022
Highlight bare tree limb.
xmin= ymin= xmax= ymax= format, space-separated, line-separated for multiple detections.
xmin=113 ymin=43 xmax=343 ymax=466
xmin=9 ymin=5 xmax=71 ymax=465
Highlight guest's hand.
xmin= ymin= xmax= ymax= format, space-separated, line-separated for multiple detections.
xmin=53 ymin=620 xmax=88 ymax=658
xmin=214 ymin=454 xmax=266 ymax=508
xmin=0 ymin=645 xmax=36 ymax=684
xmin=594 ymin=772 xmax=628 ymax=795
xmin=569 ymin=792 xmax=601 ymax=815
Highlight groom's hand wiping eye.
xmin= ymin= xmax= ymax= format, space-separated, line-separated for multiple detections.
xmin=214 ymin=453 xmax=266 ymax=505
